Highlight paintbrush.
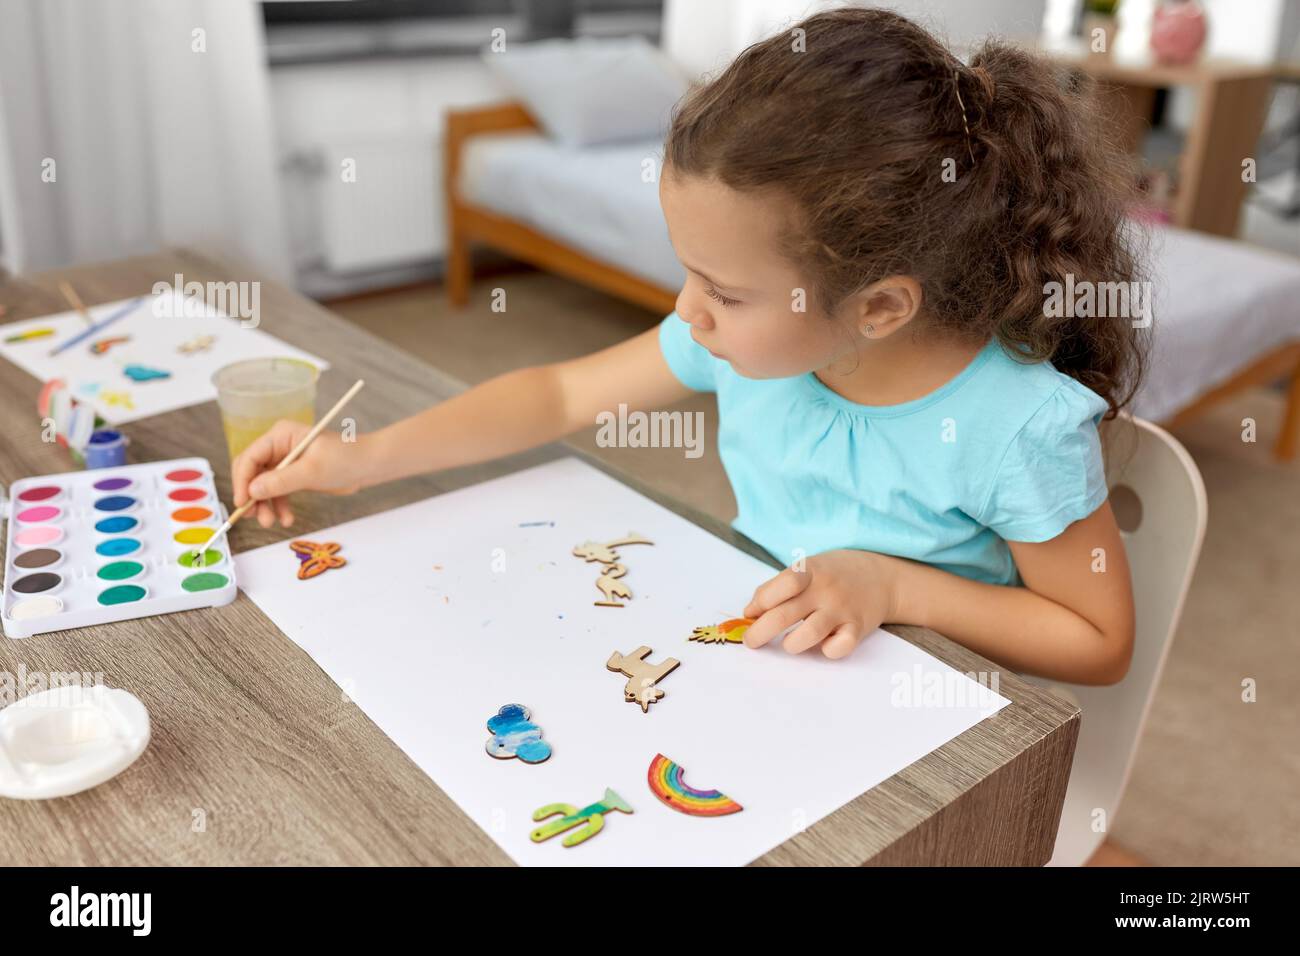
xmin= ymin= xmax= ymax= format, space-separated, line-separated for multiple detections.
xmin=195 ymin=379 xmax=365 ymax=566
xmin=59 ymin=281 xmax=96 ymax=326
xmin=48 ymin=297 xmax=144 ymax=357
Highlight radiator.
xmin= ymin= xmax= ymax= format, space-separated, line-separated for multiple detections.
xmin=317 ymin=135 xmax=443 ymax=273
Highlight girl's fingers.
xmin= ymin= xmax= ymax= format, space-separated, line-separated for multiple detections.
xmin=744 ymin=566 xmax=811 ymax=619
xmin=273 ymin=496 xmax=294 ymax=528
xmin=232 ymin=420 xmax=309 ymax=507
xmin=232 ymin=424 xmax=289 ymax=508
xmin=782 ymin=609 xmax=836 ymax=654
xmin=744 ymin=591 xmax=816 ymax=648
xmin=256 ymin=502 xmax=275 ymax=528
xmin=820 ymin=622 xmax=862 ymax=659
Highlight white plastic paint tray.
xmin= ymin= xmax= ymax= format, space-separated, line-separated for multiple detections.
xmin=2 ymin=457 xmax=237 ymax=638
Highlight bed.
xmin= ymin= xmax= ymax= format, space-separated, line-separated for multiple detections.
xmin=445 ymin=103 xmax=1300 ymax=459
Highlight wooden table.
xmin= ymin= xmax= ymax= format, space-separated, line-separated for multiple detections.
xmin=0 ymin=251 xmax=1079 ymax=865
xmin=1042 ymin=45 xmax=1274 ymax=238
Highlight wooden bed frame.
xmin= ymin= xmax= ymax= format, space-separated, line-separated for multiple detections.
xmin=444 ymin=102 xmax=1300 ymax=460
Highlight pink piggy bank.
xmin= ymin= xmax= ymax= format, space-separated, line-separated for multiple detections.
xmin=1151 ymin=0 xmax=1207 ymax=66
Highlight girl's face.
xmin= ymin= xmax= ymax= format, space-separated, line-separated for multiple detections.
xmin=659 ymin=168 xmax=852 ymax=379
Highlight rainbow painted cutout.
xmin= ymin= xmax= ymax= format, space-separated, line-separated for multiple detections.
xmin=90 ymin=335 xmax=130 ymax=355
xmin=646 ymin=753 xmax=743 ymax=817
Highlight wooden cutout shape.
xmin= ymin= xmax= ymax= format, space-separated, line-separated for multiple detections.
xmin=647 ymin=753 xmax=743 ymax=816
xmin=289 ymin=539 xmax=346 ymax=580
xmin=606 ymin=645 xmax=679 ymax=712
xmin=530 ymin=788 xmax=633 ymax=847
xmin=573 ymin=532 xmax=653 ymax=607
xmin=178 ymin=333 xmax=216 ymax=354
xmin=485 ymin=703 xmax=551 ymax=764
xmin=571 ymin=532 xmax=653 ymax=565
xmin=689 ymin=617 xmax=754 ymax=645
xmin=594 ymin=562 xmax=630 ymax=604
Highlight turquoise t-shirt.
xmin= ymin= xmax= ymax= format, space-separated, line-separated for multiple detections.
xmin=658 ymin=313 xmax=1110 ymax=586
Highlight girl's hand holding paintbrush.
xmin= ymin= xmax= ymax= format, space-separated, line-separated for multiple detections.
xmin=219 ymin=377 xmax=366 ymax=545
xmin=232 ymin=424 xmax=373 ymax=528
xmin=230 ymin=343 xmax=663 ymax=529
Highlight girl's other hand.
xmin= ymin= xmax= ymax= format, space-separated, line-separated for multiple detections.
xmin=231 ymin=420 xmax=370 ymax=529
xmin=742 ymin=550 xmax=901 ymax=659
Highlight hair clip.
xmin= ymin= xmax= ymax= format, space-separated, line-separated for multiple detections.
xmin=953 ymin=70 xmax=976 ymax=166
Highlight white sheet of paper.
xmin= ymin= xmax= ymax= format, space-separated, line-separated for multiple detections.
xmin=235 ymin=457 xmax=1010 ymax=865
xmin=0 ymin=295 xmax=329 ymax=424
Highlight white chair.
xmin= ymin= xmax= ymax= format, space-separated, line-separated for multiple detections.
xmin=1037 ymin=415 xmax=1208 ymax=866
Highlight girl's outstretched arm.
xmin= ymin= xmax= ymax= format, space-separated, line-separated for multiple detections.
xmin=233 ymin=326 xmax=691 ymax=525
xmin=362 ymin=325 xmax=691 ymax=482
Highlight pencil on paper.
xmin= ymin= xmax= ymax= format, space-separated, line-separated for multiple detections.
xmin=48 ymin=297 xmax=145 ymax=357
xmin=59 ymin=281 xmax=96 ymax=327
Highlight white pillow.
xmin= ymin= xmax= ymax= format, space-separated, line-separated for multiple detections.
xmin=481 ymin=36 xmax=688 ymax=147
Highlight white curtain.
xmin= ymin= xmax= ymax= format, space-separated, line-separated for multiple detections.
xmin=0 ymin=0 xmax=290 ymax=281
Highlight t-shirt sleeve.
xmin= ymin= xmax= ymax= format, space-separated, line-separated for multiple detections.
xmin=976 ymin=381 xmax=1110 ymax=543
xmin=657 ymin=312 xmax=718 ymax=393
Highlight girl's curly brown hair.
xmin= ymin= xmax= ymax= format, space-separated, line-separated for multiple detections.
xmin=664 ymin=7 xmax=1149 ymax=420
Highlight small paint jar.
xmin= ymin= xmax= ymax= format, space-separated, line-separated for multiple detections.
xmin=84 ymin=429 xmax=129 ymax=470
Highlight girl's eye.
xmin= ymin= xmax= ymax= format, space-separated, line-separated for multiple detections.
xmin=704 ymin=284 xmax=741 ymax=308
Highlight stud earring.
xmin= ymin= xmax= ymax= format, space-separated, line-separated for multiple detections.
xmin=863 ymin=324 xmax=875 ymax=338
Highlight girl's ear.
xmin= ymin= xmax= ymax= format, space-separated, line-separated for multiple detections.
xmin=850 ymin=276 xmax=923 ymax=339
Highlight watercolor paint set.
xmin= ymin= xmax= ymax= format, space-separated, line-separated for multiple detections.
xmin=2 ymin=457 xmax=237 ymax=639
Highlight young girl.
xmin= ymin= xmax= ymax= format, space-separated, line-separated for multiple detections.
xmin=234 ymin=9 xmax=1145 ymax=686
